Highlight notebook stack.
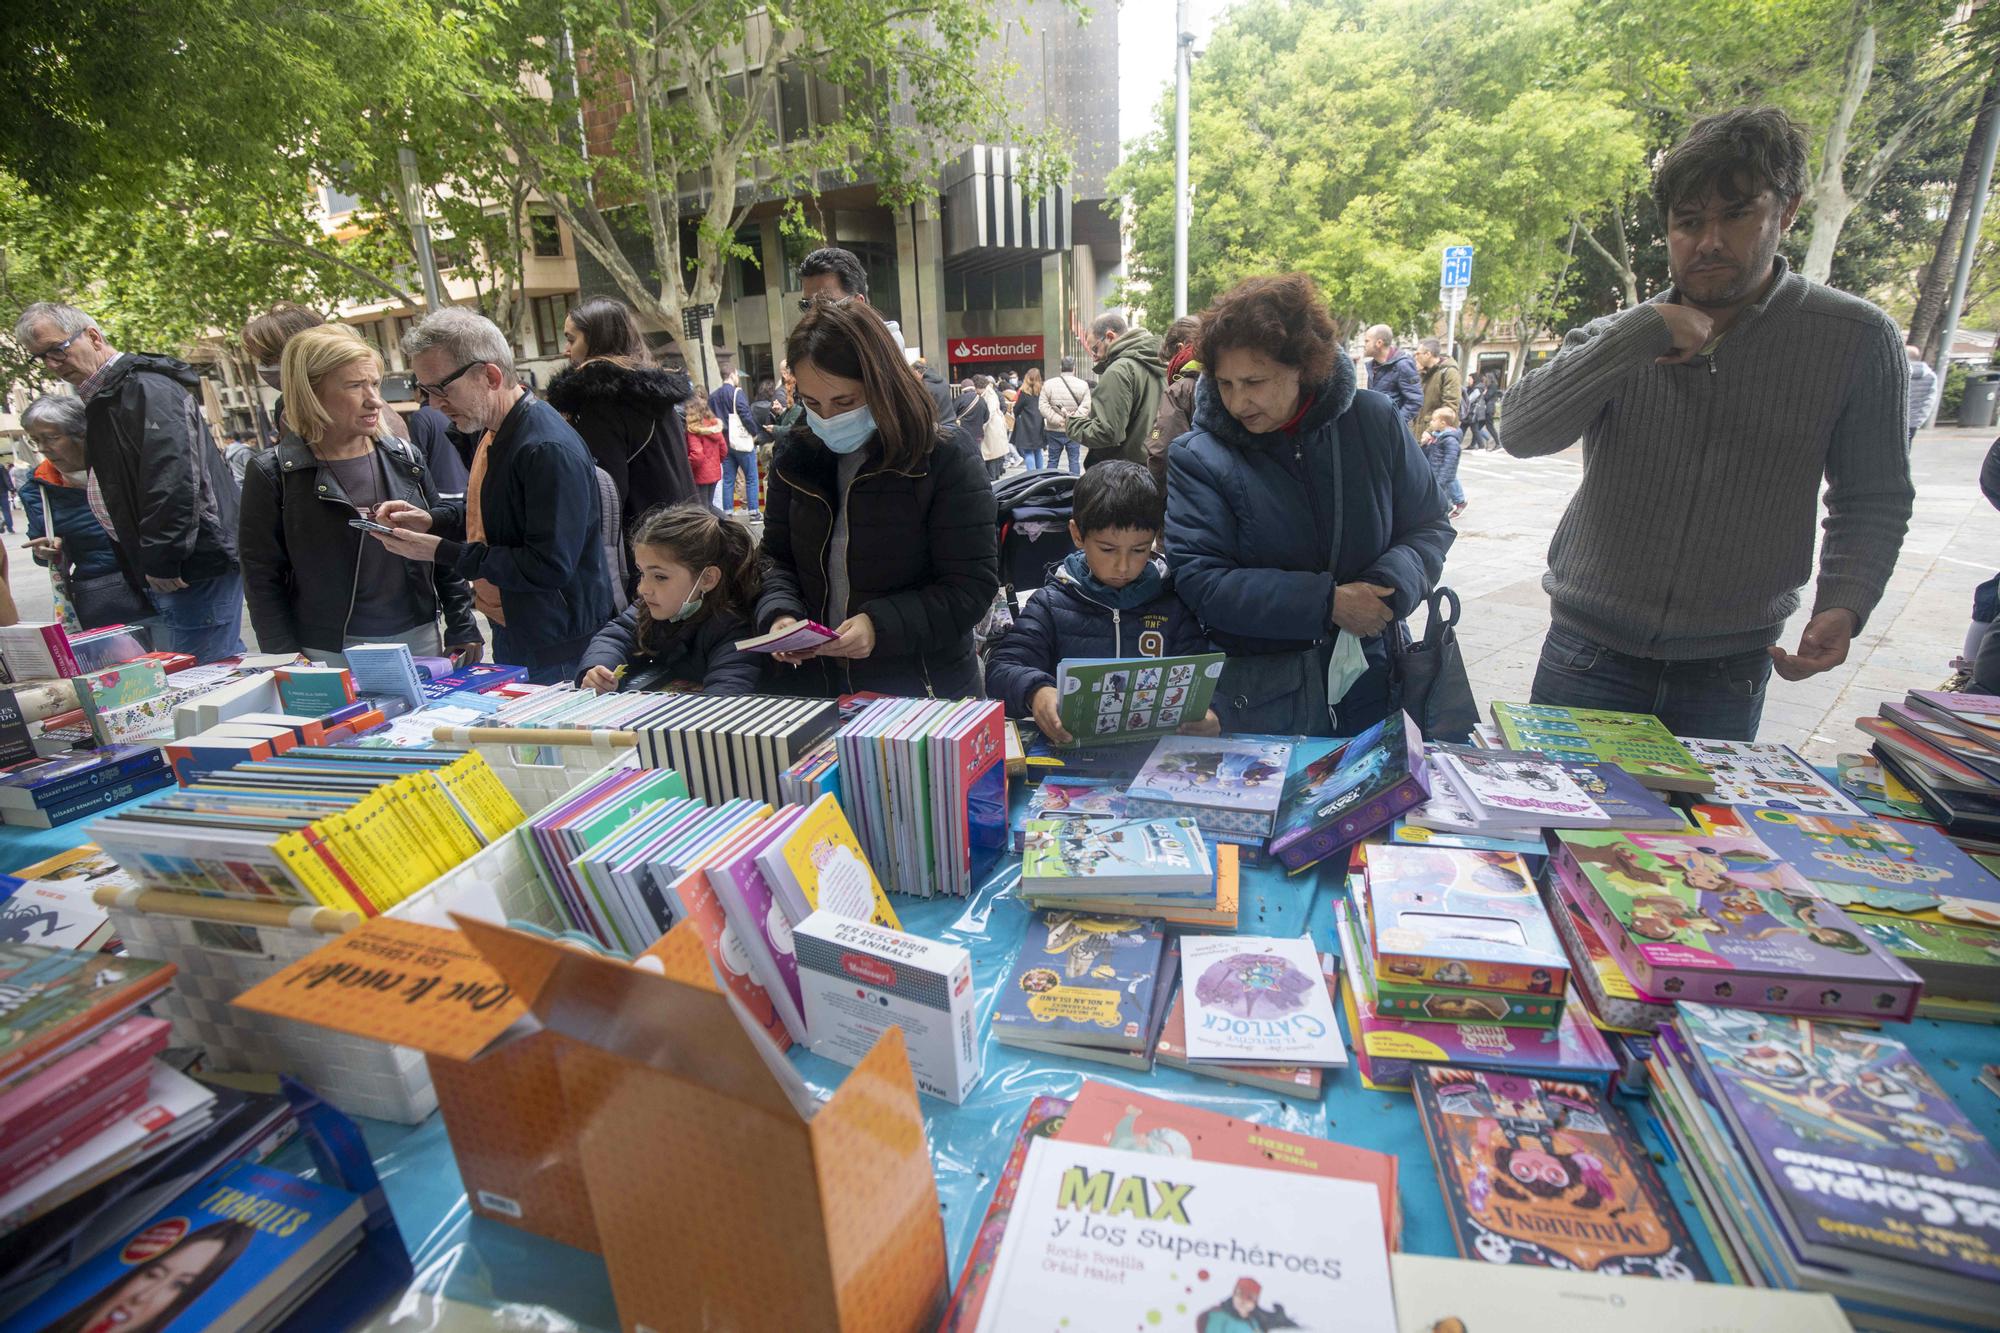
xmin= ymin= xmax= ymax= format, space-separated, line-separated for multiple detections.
xmin=89 ymin=748 xmax=525 ymax=916
xmin=991 ymin=910 xmax=1175 ymax=1070
xmin=1650 ymin=1004 xmax=2000 ymax=1328
xmin=834 ymin=697 xmax=1006 ymax=898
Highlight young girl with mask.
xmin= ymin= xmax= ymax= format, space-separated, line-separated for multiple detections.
xmin=757 ymin=298 xmax=999 ymax=698
xmin=577 ymin=503 xmax=764 ymax=694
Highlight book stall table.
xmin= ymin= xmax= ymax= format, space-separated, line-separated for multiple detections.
xmin=10 ymin=764 xmax=2000 ymax=1330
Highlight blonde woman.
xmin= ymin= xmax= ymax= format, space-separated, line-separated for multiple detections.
xmin=237 ymin=325 xmax=481 ymax=663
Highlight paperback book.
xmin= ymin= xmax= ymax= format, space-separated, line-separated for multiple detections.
xmin=1153 ymin=953 xmax=1337 ymax=1099
xmin=1124 ymin=734 xmax=1293 ymax=839
xmin=1177 ymin=933 xmax=1347 ymax=1066
xmin=1489 ymin=702 xmax=1712 ymax=794
xmin=992 ymin=911 xmax=1167 ymax=1055
xmin=1680 ymin=737 xmax=1865 ymax=814
xmin=1267 ymin=710 xmax=1429 ymax=871
xmin=1018 ymin=816 xmax=1212 ymax=897
xmin=1051 ymin=650 xmax=1225 ymax=745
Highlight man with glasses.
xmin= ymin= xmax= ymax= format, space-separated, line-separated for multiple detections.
xmin=12 ymin=302 xmax=244 ymax=662
xmin=369 ymin=308 xmax=610 ymax=684
xmin=796 ymin=245 xmax=955 ymax=420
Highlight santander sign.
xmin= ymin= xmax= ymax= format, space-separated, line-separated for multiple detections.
xmin=948 ymin=335 xmax=1044 ymax=364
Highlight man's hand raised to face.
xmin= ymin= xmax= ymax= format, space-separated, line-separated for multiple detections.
xmin=1654 ymin=304 xmax=1716 ymax=367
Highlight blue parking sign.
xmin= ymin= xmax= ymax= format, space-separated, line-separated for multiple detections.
xmin=1440 ymin=245 xmax=1473 ymax=290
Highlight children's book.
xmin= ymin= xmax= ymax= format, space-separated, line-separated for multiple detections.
xmin=1836 ymin=751 xmax=1935 ymax=821
xmin=1489 ymin=702 xmax=1712 ymax=794
xmin=1052 ymin=651 xmax=1225 ymax=746
xmin=0 ymin=945 xmax=176 ymax=1085
xmin=1056 ymin=1080 xmax=1400 ymax=1252
xmin=1362 ymin=843 xmax=1567 ymax=995
xmin=1178 ymin=933 xmax=1347 ymax=1066
xmin=1413 ymin=1066 xmax=1708 ymax=1278
xmin=1268 ymin=711 xmax=1429 ymax=871
xmin=755 ymin=792 xmax=901 ymax=931
xmin=734 ymin=620 xmax=839 ymax=653
xmin=1007 ymin=778 xmax=1128 ymax=850
xmin=1018 ymin=816 xmax=1212 ymax=897
xmin=938 ymin=1096 xmax=1073 ymax=1333
xmin=1552 ymin=830 xmax=1924 ymax=1021
xmin=1561 ymin=761 xmax=1691 ymax=831
xmin=1123 ymin=734 xmax=1292 ymax=838
xmin=1545 ymin=860 xmax=1675 ymax=1033
xmin=1679 ymin=737 xmax=1865 ymax=814
xmin=1433 ymin=747 xmax=1612 ymax=826
xmin=970 ymin=1139 xmax=1397 ymax=1333
xmin=1846 ymin=907 xmax=2000 ymax=1000
xmin=1154 ymin=954 xmax=1336 ymax=1099
xmin=1023 ymin=842 xmax=1241 ymax=930
xmin=991 ymin=911 xmax=1167 ymax=1054
xmin=1693 ymin=803 xmax=2000 ymax=921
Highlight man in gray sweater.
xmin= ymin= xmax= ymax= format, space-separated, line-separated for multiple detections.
xmin=1500 ymin=107 xmax=1913 ymax=741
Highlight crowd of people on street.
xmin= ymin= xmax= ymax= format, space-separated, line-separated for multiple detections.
xmin=2 ymin=105 xmax=1956 ymax=743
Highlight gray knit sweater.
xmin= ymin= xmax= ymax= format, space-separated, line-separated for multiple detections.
xmin=1499 ymin=259 xmax=1914 ymax=660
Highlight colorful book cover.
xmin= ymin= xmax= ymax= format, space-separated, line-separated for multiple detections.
xmin=1056 ymin=1080 xmax=1400 ymax=1252
xmin=1678 ymin=1002 xmax=2000 ymax=1289
xmin=1561 ymin=762 xmax=1690 ymax=830
xmin=1347 ymin=872 xmax=1564 ymax=1028
xmin=1008 ymin=778 xmax=1127 ymax=850
xmin=1679 ymin=737 xmax=1865 ymax=814
xmin=1025 ymin=843 xmax=1241 ymax=930
xmin=1835 ymin=751 xmax=1934 ymax=822
xmin=1845 ymin=908 xmax=2000 ymax=995
xmin=0 ymin=945 xmax=176 ymax=1085
xmin=1490 ymin=703 xmax=1711 ymax=794
xmin=1178 ymin=934 xmax=1347 ymax=1066
xmin=938 ymin=1095 xmax=1073 ymax=1333
xmin=969 ymin=1139 xmax=1397 ymax=1333
xmin=1414 ymin=1066 xmax=1706 ymax=1278
xmin=991 ymin=911 xmax=1166 ymax=1052
xmin=77 ymin=661 xmax=170 ymax=711
xmin=1545 ymin=862 xmax=1675 ymax=1033
xmin=1154 ymin=955 xmax=1335 ymax=1100
xmin=1436 ymin=748 xmax=1609 ymax=822
xmin=1694 ymin=804 xmax=1999 ymax=919
xmin=757 ymin=791 xmax=902 ymax=930
xmin=1268 ymin=711 xmax=1429 ymax=871
xmin=1018 ymin=816 xmax=1211 ymax=896
xmin=0 ymin=1159 xmax=367 ymax=1333
xmin=1053 ymin=651 xmax=1225 ymax=745
xmin=1124 ymin=734 xmax=1292 ymax=835
xmin=1554 ymin=830 xmax=1924 ymax=1021
xmin=1362 ymin=843 xmax=1567 ymax=995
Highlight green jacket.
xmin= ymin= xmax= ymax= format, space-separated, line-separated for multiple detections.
xmin=1069 ymin=328 xmax=1165 ymax=466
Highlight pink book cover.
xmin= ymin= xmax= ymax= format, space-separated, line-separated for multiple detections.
xmin=946 ymin=700 xmax=1007 ymax=879
xmin=670 ymin=865 xmax=793 ymax=1052
xmin=0 ymin=1015 xmax=169 ymax=1147
xmin=706 ymin=807 xmax=810 ymax=1028
xmin=0 ymin=1078 xmax=150 ymax=1194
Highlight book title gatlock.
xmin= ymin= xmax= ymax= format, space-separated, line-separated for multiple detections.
xmin=1047 ymin=1166 xmax=1343 ymax=1276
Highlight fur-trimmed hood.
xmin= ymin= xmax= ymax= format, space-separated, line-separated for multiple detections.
xmin=1188 ymin=354 xmax=1358 ymax=452
xmin=545 ymin=359 xmax=693 ymax=415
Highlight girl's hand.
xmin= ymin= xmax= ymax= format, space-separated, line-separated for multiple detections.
xmin=374 ymin=500 xmax=433 ymax=532
xmin=1178 ymin=708 xmax=1222 ymax=737
xmin=581 ymin=665 xmax=619 ymax=694
xmin=816 ymin=614 xmax=876 ymax=660
xmin=1030 ymin=686 xmax=1073 ymax=745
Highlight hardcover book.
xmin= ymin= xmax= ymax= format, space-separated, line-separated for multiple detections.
xmin=1434 ymin=747 xmax=1613 ymax=825
xmin=1268 ymin=711 xmax=1429 ymax=871
xmin=1554 ymin=830 xmax=1925 ymax=1021
xmin=755 ymin=792 xmax=901 ymax=930
xmin=1680 ymin=737 xmax=1865 ymax=814
xmin=1153 ymin=955 xmax=1336 ymax=1100
xmin=991 ymin=911 xmax=1167 ymax=1053
xmin=1124 ymin=734 xmax=1292 ymax=837
xmin=938 ymin=1095 xmax=1073 ymax=1333
xmin=1018 ymin=816 xmax=1212 ymax=897
xmin=1489 ymin=703 xmax=1712 ymax=793
xmin=1347 ymin=874 xmax=1564 ymax=1028
xmin=1177 ymin=933 xmax=1347 ymax=1066
xmin=1694 ymin=804 xmax=1999 ymax=920
xmin=1007 ymin=778 xmax=1127 ymax=850
xmin=0 ymin=945 xmax=176 ymax=1085
xmin=1846 ymin=908 xmax=2000 ymax=999
xmin=1413 ymin=1066 xmax=1707 ymax=1278
xmin=1362 ymin=843 xmax=1567 ymax=996
xmin=1545 ymin=862 xmax=1676 ymax=1033
xmin=1052 ymin=651 xmax=1225 ymax=746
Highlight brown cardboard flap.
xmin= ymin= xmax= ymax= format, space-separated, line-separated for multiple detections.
xmin=230 ymin=917 xmax=526 ymax=1061
xmin=453 ymin=913 xmax=801 ymax=1120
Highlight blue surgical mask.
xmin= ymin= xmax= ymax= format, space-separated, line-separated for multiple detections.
xmin=807 ymin=404 xmax=876 ymax=455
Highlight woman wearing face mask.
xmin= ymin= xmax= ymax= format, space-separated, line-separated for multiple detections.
xmin=577 ymin=502 xmax=763 ymax=694
xmin=1167 ymin=273 xmax=1454 ymax=735
xmin=18 ymin=394 xmax=140 ymax=629
xmin=237 ymin=325 xmax=482 ymax=663
xmin=758 ymin=298 xmax=1000 ymax=698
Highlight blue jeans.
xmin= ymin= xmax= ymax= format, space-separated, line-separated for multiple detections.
xmin=1020 ymin=448 xmax=1046 ymax=470
xmin=720 ymin=448 xmax=759 ymax=514
xmin=144 ymin=571 xmax=245 ymax=664
xmin=1048 ymin=432 xmax=1082 ymax=475
xmin=1446 ymin=476 xmax=1466 ymax=506
xmin=1530 ymin=623 xmax=1774 ymax=741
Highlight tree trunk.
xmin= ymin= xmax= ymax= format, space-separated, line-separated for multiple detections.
xmin=1800 ymin=15 xmax=1877 ymax=285
xmin=1914 ymin=67 xmax=2000 ymax=357
xmin=1580 ymin=204 xmax=1641 ymax=309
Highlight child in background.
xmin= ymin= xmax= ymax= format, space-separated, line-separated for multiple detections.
xmin=986 ymin=459 xmax=1219 ymax=743
xmin=578 ymin=503 xmax=764 ymax=695
xmin=1421 ymin=406 xmax=1466 ymax=519
xmin=685 ymin=398 xmax=726 ymax=507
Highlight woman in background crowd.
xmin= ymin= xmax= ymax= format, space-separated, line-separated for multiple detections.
xmin=1149 ymin=314 xmax=1203 ymax=490
xmin=547 ymin=297 xmax=698 ymax=526
xmin=1011 ymin=368 xmax=1047 ymax=471
xmin=18 ymin=394 xmax=137 ymax=628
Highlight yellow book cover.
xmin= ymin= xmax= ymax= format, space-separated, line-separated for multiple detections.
xmin=462 ymin=753 xmax=527 ymax=833
xmin=439 ymin=753 xmax=524 ymax=843
xmin=382 ymin=777 xmax=448 ymax=885
xmin=322 ymin=806 xmax=393 ymax=913
xmin=349 ymin=790 xmax=414 ymax=904
xmin=410 ymin=771 xmax=481 ymax=864
xmin=766 ymin=792 xmax=901 ymax=929
xmin=273 ymin=828 xmax=356 ymax=913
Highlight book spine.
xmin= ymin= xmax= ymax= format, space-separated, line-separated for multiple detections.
xmin=44 ymin=625 xmax=81 ymax=678
xmin=26 ymin=772 xmax=175 ymax=826
xmin=0 ymin=1080 xmax=149 ymax=1195
xmin=19 ymin=751 xmax=171 ymax=809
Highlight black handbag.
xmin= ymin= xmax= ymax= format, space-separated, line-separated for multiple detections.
xmin=64 ymin=567 xmax=153 ymax=630
xmin=1392 ymin=586 xmax=1480 ymax=741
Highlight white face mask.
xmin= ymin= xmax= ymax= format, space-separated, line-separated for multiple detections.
xmin=1326 ymin=630 xmax=1369 ymax=708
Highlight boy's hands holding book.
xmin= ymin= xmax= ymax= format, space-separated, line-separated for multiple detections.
xmin=1031 ymin=686 xmax=1074 ymax=745
xmin=1178 ymin=708 xmax=1222 ymax=737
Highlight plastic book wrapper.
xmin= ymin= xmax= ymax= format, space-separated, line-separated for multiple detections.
xmin=232 ymin=914 xmax=948 ymax=1332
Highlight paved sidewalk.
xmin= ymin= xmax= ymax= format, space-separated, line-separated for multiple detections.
xmin=1443 ymin=423 xmax=2000 ymax=764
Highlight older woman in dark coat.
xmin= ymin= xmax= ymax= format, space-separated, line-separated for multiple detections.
xmin=1167 ymin=274 xmax=1455 ymax=735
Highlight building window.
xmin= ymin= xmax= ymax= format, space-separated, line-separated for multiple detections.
xmin=1024 ymin=260 xmax=1043 ymax=308
xmin=532 ymin=293 xmax=576 ymax=356
xmin=778 ymin=65 xmax=812 ymax=144
xmin=354 ymin=321 xmax=386 ymax=356
xmin=945 ymin=269 xmax=965 ymax=313
xmin=965 ymin=269 xmax=994 ymax=313
xmin=530 ymin=213 xmax=563 ymax=258
xmin=321 ymin=186 xmax=361 ymax=216
xmin=995 ymin=265 xmax=1025 ymax=310
xmin=732 ymin=228 xmax=767 ymax=298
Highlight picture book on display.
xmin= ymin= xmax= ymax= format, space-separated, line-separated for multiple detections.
xmin=756 ymin=792 xmax=901 ymax=929
xmin=0 ymin=1158 xmax=367 ymax=1333
xmin=1836 ymin=751 xmax=1935 ymax=821
xmin=992 ymin=911 xmax=1167 ymax=1054
xmin=969 ymin=1138 xmax=1397 ymax=1333
xmin=1680 ymin=737 xmax=1865 ymax=814
xmin=1845 ymin=908 xmax=2000 ymax=1001
xmin=1544 ymin=864 xmax=1675 ymax=1033
xmin=0 ymin=945 xmax=176 ymax=1085
xmin=1052 ymin=650 xmax=1225 ymax=745
xmin=1674 ymin=1003 xmax=2000 ymax=1319
xmin=1552 ymin=830 xmax=1924 ymax=1021
xmin=1268 ymin=711 xmax=1429 ymax=871
xmin=1056 ymin=1080 xmax=1400 ymax=1252
xmin=1346 ymin=878 xmax=1565 ymax=1029
xmin=1177 ymin=934 xmax=1347 ymax=1066
xmin=1123 ymin=734 xmax=1292 ymax=838
xmin=1431 ymin=747 xmax=1684 ymax=831
xmin=1362 ymin=843 xmax=1567 ymax=995
xmin=1693 ymin=803 xmax=2000 ymax=922
xmin=1413 ymin=1066 xmax=1707 ymax=1278
xmin=1489 ymin=702 xmax=1712 ymax=793
xmin=1018 ymin=816 xmax=1212 ymax=896
xmin=939 ymin=1095 xmax=1072 ymax=1333
xmin=1025 ymin=842 xmax=1241 ymax=931
xmin=1389 ymin=1254 xmax=1853 ymax=1333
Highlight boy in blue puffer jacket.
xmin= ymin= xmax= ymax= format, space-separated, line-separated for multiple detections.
xmin=987 ymin=460 xmax=1219 ymax=743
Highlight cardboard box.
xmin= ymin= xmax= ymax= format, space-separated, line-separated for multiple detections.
xmin=794 ymin=912 xmax=980 ymax=1105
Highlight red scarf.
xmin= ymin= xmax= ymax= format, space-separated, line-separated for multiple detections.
xmin=1278 ymin=392 xmax=1316 ymax=436
xmin=1167 ymin=345 xmax=1198 ymax=380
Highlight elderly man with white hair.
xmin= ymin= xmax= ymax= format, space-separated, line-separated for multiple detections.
xmin=370 ymin=308 xmax=611 ymax=684
xmin=1361 ymin=323 xmax=1424 ymax=440
xmin=13 ymin=302 xmax=243 ymax=661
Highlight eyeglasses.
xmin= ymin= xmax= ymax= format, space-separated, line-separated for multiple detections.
xmin=414 ymin=361 xmax=483 ymax=400
xmin=30 ymin=331 xmax=85 ymax=364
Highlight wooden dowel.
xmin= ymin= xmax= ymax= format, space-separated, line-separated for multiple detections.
xmin=92 ymin=884 xmax=359 ymax=935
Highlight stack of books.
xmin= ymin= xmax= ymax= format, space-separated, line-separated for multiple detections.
xmin=1156 ymin=933 xmax=1349 ymax=1084
xmin=1550 ymin=829 xmax=1925 ymax=1022
xmin=626 ymin=694 xmax=840 ymax=807
xmin=834 ymin=697 xmax=1006 ymax=898
xmin=1422 ymin=744 xmax=1685 ymax=834
xmin=0 ymin=621 xmax=152 ymax=683
xmin=1123 ymin=734 xmax=1293 ymax=848
xmin=1858 ymin=690 xmax=2000 ymax=848
xmin=1265 ymin=712 xmax=1431 ymax=871
xmin=1152 ymin=947 xmax=1336 ymax=1095
xmin=992 ymin=910 xmax=1175 ymax=1070
xmin=0 ymin=744 xmax=171 ymax=828
xmin=1650 ymin=1004 xmax=2000 ymax=1328
xmin=1544 ymin=868 xmax=1677 ymax=1034
xmin=1490 ymin=701 xmax=1714 ymax=795
xmin=521 ymin=764 xmax=708 ymax=953
xmin=0 ymin=845 xmax=136 ymax=951
xmin=89 ymin=748 xmax=526 ymax=916
xmin=776 ymin=735 xmax=839 ymax=806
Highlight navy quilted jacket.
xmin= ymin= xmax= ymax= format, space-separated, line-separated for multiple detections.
xmin=985 ymin=552 xmax=1210 ymax=717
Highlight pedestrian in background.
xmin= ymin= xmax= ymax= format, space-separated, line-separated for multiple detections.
xmin=1012 ymin=368 xmax=1048 ymax=470
xmin=0 ymin=457 xmax=17 ymax=533
xmin=19 ymin=394 xmax=137 ymax=629
xmin=1421 ymin=406 xmax=1466 ymax=518
xmin=976 ymin=374 xmax=1011 ymax=480
xmin=685 ymin=396 xmax=726 ymax=507
xmin=1068 ymin=313 xmax=1165 ymax=469
xmin=1907 ymin=343 xmax=1940 ymax=445
xmin=546 ymin=296 xmax=698 ymax=527
xmin=710 ymin=366 xmax=762 ymax=519
xmin=1461 ymin=372 xmax=1498 ymax=450
xmin=1041 ymin=356 xmax=1092 ymax=475
xmin=1362 ymin=325 xmax=1424 ymax=440
xmin=1416 ymin=337 xmax=1463 ymax=428
xmin=1149 ymin=314 xmax=1202 ymax=491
